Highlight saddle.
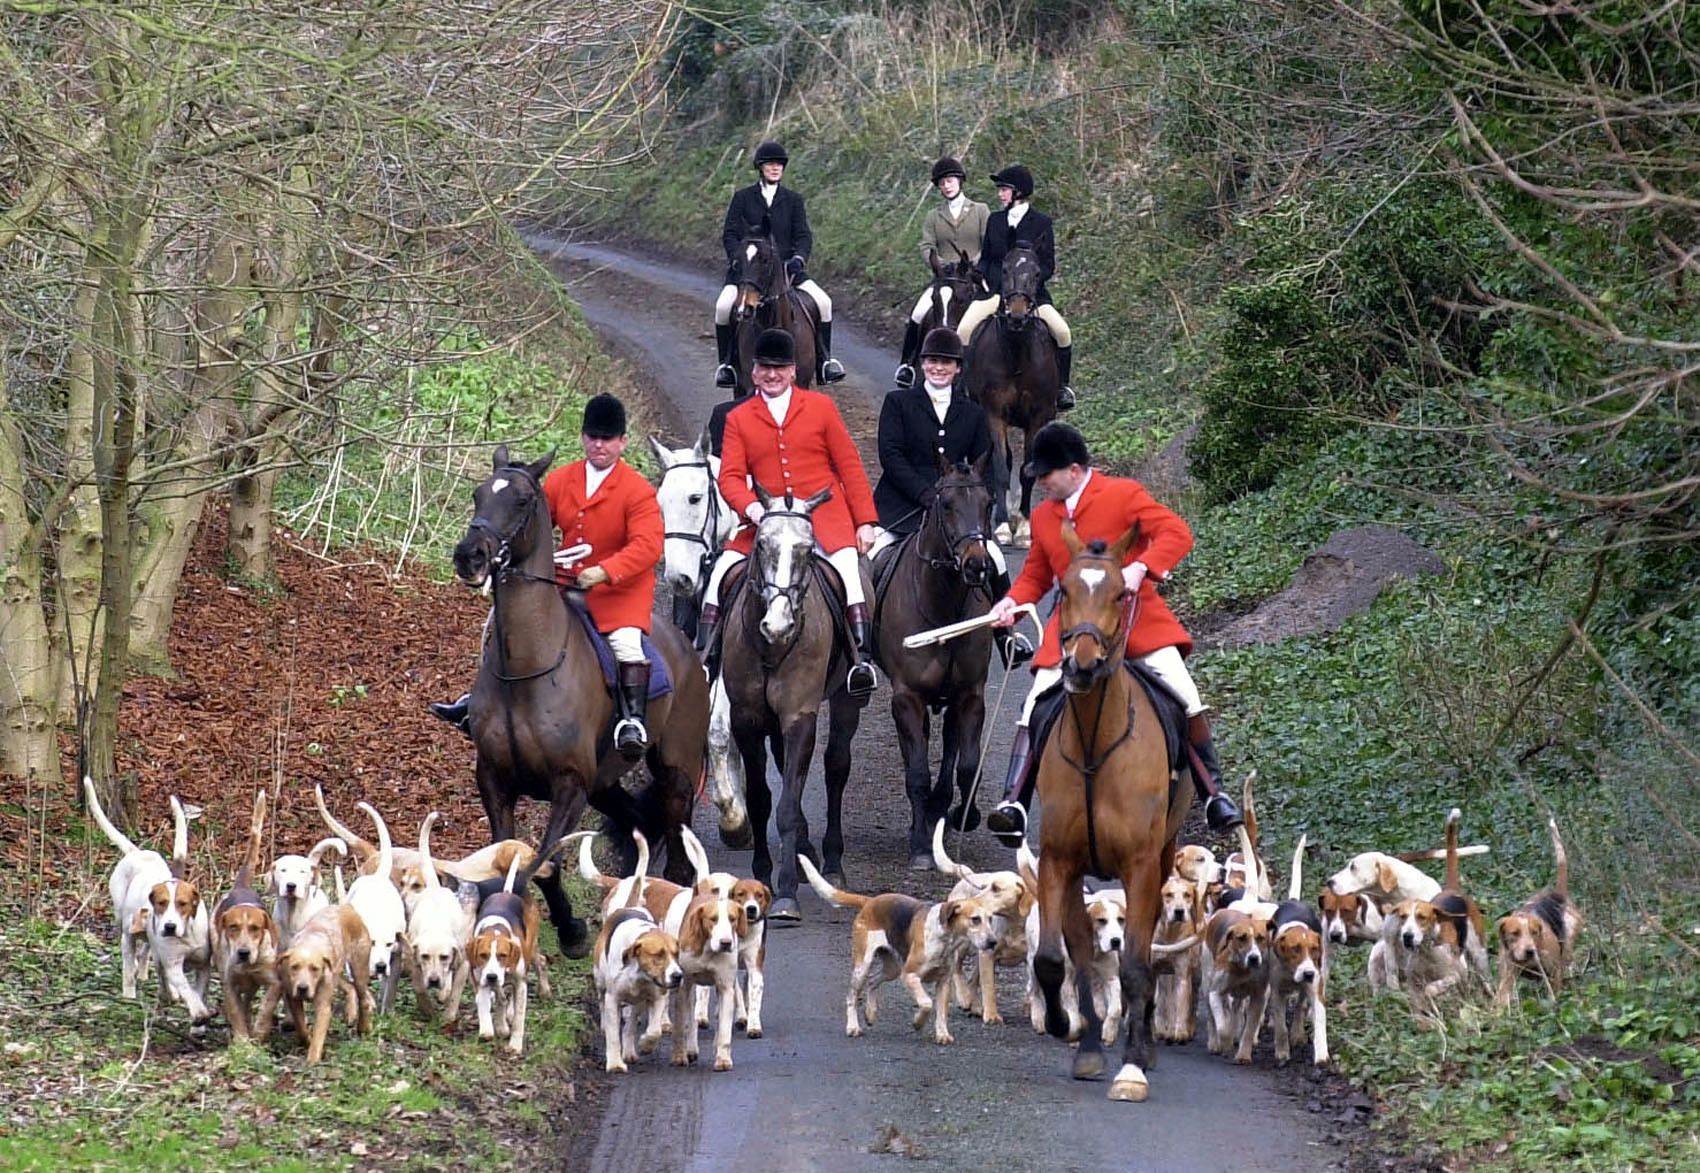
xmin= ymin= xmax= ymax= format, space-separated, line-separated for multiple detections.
xmin=1031 ymin=662 xmax=1189 ymax=781
xmin=563 ymin=600 xmax=673 ymax=699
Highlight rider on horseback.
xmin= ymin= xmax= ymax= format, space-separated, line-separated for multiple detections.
xmin=953 ymin=164 xmax=1077 ymax=412
xmin=430 ymin=394 xmax=663 ymax=761
xmin=697 ymin=328 xmax=881 ymax=699
xmin=984 ymin=422 xmax=1241 ymax=845
xmin=893 ymin=157 xmax=989 ymax=389
xmin=872 ymin=326 xmax=1033 ymax=669
xmin=714 ymin=141 xmax=845 ymax=388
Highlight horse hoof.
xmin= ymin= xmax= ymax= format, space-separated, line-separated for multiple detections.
xmin=769 ymin=898 xmax=801 ymax=922
xmin=557 ymin=918 xmax=591 ymax=960
xmin=909 ymin=853 xmax=934 ymax=872
xmin=994 ymin=523 xmax=1013 ymax=544
xmin=1072 ymin=1051 xmax=1106 ymax=1081
xmin=1108 ymin=1065 xmax=1149 ymax=1102
xmin=948 ymin=802 xmax=981 ymax=833
xmin=823 ymin=870 xmax=846 ymax=889
xmin=718 ymin=820 xmax=755 ymax=851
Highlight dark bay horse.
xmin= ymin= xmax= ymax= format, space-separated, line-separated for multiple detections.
xmin=731 ymin=227 xmax=819 ymax=398
xmin=918 ymin=245 xmax=988 ymax=339
xmin=452 ymin=446 xmax=710 ymax=955
xmin=1031 ymin=522 xmax=1192 ymax=1103
xmin=872 ymin=457 xmax=997 ymax=869
xmin=961 ymin=241 xmax=1060 ymax=547
xmin=721 ymin=483 xmax=865 ymax=920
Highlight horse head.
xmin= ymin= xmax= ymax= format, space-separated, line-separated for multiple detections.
xmin=1057 ymin=520 xmax=1142 ymax=692
xmin=928 ymin=245 xmax=986 ymax=329
xmin=1002 ymin=241 xmax=1044 ymax=325
xmin=927 ymin=453 xmax=995 ymax=587
xmin=650 ymin=428 xmax=730 ymax=602
xmin=454 ymin=444 xmax=557 ymax=589
xmin=734 ymin=222 xmax=786 ymax=317
xmin=751 ymin=480 xmax=832 ymax=644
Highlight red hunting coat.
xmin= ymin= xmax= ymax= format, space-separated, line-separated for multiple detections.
xmin=719 ymin=388 xmax=878 ymax=555
xmin=1008 ymin=471 xmax=1195 ymax=669
xmin=542 ymin=458 xmax=662 ymax=634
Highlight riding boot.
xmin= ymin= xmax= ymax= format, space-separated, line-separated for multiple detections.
xmin=428 ymin=692 xmax=474 ymax=740
xmin=985 ymin=724 xmax=1037 ymax=847
xmin=614 ymin=662 xmax=651 ymax=762
xmin=1188 ymin=712 xmax=1242 ymax=832
xmin=819 ymin=321 xmax=846 ymax=383
xmin=893 ymin=321 xmax=920 ymax=388
xmin=695 ymin=603 xmax=723 ymax=678
xmin=715 ymin=323 xmax=737 ymax=388
xmin=845 ymin=602 xmax=878 ymax=698
xmin=988 ymin=569 xmax=1034 ymax=670
xmin=1055 ymin=345 xmax=1077 ymax=412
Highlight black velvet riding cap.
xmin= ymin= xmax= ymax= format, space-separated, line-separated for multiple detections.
xmin=581 ymin=393 xmax=627 ymax=438
xmin=990 ymin=164 xmax=1035 ymax=199
xmin=918 ymin=327 xmax=964 ymax=362
xmin=753 ymin=328 xmax=796 ymax=366
xmin=1022 ymin=422 xmax=1090 ymax=479
xmin=931 ymin=156 xmax=966 ymax=184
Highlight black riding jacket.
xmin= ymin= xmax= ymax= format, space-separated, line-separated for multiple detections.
xmin=979 ymin=206 xmax=1056 ymax=306
xmin=721 ymin=184 xmax=813 ymax=284
xmin=873 ymin=385 xmax=994 ymax=532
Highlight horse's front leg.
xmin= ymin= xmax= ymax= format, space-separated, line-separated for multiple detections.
xmin=1034 ymin=853 xmax=1079 ymax=1042
xmin=822 ymin=691 xmax=860 ymax=883
xmin=538 ymin=777 xmax=592 ymax=958
xmin=733 ymin=720 xmax=773 ymax=889
xmin=891 ymin=685 xmax=936 ymax=870
xmin=986 ymin=416 xmax=1012 ymax=534
xmin=768 ymin=709 xmax=820 ymax=920
xmin=474 ymin=756 xmax=518 ymax=842
xmin=1112 ymin=856 xmax=1164 ymax=1101
xmin=1061 ymin=878 xmax=1106 ymax=1080
xmin=947 ymin=685 xmax=986 ymax=833
xmin=707 ymin=679 xmax=752 ymax=850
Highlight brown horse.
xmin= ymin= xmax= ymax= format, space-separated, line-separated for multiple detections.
xmin=961 ymin=241 xmax=1060 ymax=546
xmin=872 ymin=457 xmax=997 ymax=869
xmin=1031 ymin=521 xmax=1191 ymax=1103
xmin=731 ymin=226 xmax=819 ymax=398
xmin=918 ymin=245 xmax=988 ymax=339
xmin=452 ymin=446 xmax=710 ymax=955
xmin=721 ymin=483 xmax=865 ymax=920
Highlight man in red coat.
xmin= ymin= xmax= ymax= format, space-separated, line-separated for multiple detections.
xmin=696 ymin=328 xmax=881 ymax=698
xmin=431 ymin=394 xmax=663 ymax=760
xmin=985 ymin=422 xmax=1241 ymax=844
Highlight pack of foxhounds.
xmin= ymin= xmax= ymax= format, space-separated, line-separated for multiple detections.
xmin=84 ymin=770 xmax=1580 ymax=1073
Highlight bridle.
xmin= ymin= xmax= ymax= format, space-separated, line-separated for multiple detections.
xmin=660 ymin=457 xmax=726 ymax=606
xmin=1059 ymin=558 xmax=1137 ymax=690
xmin=752 ymin=506 xmax=814 ymax=612
xmin=735 ymin=240 xmax=789 ymax=321
xmin=466 ymin=466 xmax=555 ymax=590
xmin=918 ymin=479 xmax=991 ymax=588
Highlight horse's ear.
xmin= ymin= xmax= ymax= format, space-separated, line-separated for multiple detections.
xmin=753 ymin=480 xmax=775 ymax=510
xmin=801 ymin=485 xmax=833 ymax=513
xmin=1061 ymin=520 xmax=1085 ymax=557
xmin=956 ymin=244 xmax=970 ymax=267
xmin=694 ymin=424 xmax=711 ymax=458
xmin=935 ymin=448 xmax=952 ymax=476
xmin=492 ymin=444 xmax=511 ymax=472
xmin=1109 ymin=521 xmax=1143 ymax=563
xmin=928 ymin=249 xmax=942 ymax=276
xmin=971 ymin=451 xmax=991 ymax=481
xmin=527 ymin=448 xmax=556 ymax=481
xmin=647 ymin=435 xmax=675 ymax=470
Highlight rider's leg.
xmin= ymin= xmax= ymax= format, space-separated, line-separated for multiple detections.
xmin=894 ymin=289 xmax=933 ymax=387
xmin=694 ymin=549 xmax=746 ymax=673
xmin=607 ymin=627 xmax=651 ymax=761
xmin=985 ymin=666 xmax=1063 ymax=845
xmin=985 ymin=542 xmax=1034 ymax=669
xmin=798 ymin=280 xmax=844 ymax=382
xmin=1035 ymin=305 xmax=1075 ymax=411
xmin=827 ymin=545 xmax=877 ymax=697
xmin=1135 ymin=645 xmax=1242 ymax=832
xmin=714 ymin=285 xmax=739 ymax=387
xmin=954 ymin=295 xmax=1000 ymax=345
xmin=867 ymin=526 xmax=900 ymax=561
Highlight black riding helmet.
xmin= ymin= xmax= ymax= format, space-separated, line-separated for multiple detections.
xmin=990 ymin=164 xmax=1034 ymax=200
xmin=753 ymin=141 xmax=789 ymax=168
xmin=753 ymin=328 xmax=796 ymax=366
xmin=931 ymin=156 xmax=966 ymax=185
xmin=1022 ymin=422 xmax=1089 ymax=479
xmin=582 ymin=393 xmax=627 ymax=439
xmin=918 ymin=327 xmax=965 ymax=363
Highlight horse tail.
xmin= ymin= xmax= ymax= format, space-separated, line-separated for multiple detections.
xmin=1443 ymin=808 xmax=1462 ymax=892
xmin=798 ymin=854 xmax=870 ymax=910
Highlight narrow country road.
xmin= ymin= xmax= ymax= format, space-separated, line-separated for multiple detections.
xmin=538 ymin=236 xmax=1346 ymax=1172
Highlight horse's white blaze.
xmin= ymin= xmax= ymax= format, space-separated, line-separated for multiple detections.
xmin=937 ymin=286 xmax=952 ymax=316
xmin=491 ymin=478 xmax=509 ymax=495
xmin=761 ymin=595 xmax=793 ymax=639
xmin=745 ymin=243 xmax=758 ymax=262
xmin=1079 ymin=567 xmax=1107 ymax=591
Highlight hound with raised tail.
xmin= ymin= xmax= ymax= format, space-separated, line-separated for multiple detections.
xmin=1496 ymin=817 xmax=1582 ymax=1008
xmin=680 ymin=827 xmax=774 ymax=1038
xmin=593 ymin=832 xmax=683 ymax=1072
xmin=934 ymin=819 xmax=1034 ymax=1025
xmin=213 ymin=789 xmax=280 ymax=1040
xmin=1389 ymin=809 xmax=1490 ymax=1025
xmin=1022 ymin=874 xmax=1132 ymax=1045
xmin=1201 ymin=904 xmax=1272 ymax=1064
xmin=270 ymin=836 xmax=346 ymax=949
xmin=469 ymin=856 xmax=541 ymax=1053
xmin=1266 ymin=835 xmax=1328 ymax=1065
xmin=405 ymin=812 xmax=471 ymax=1023
xmin=669 ymin=864 xmax=749 ymax=1071
xmin=800 ymin=854 xmax=999 ymax=1046
xmin=1152 ymin=869 xmax=1206 ymax=1043
xmin=341 ymin=802 xmax=409 ymax=1013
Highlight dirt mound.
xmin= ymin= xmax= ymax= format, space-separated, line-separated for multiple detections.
xmin=1203 ymin=525 xmax=1446 ymax=650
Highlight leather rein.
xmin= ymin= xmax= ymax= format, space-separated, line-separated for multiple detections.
xmin=1056 ymin=570 xmax=1141 ymax=877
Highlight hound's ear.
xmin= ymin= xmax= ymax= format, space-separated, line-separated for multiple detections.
xmin=753 ymin=480 xmax=775 ymax=510
xmin=1061 ymin=520 xmax=1085 ymax=557
xmin=1109 ymin=521 xmax=1143 ymax=563
xmin=493 ymin=444 xmax=511 ymax=472
xmin=1376 ymin=860 xmax=1399 ymax=894
xmin=939 ymin=899 xmax=959 ymax=924
xmin=648 ymin=435 xmax=675 ymax=470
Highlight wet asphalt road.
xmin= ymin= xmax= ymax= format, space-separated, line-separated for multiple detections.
xmin=539 ymin=237 xmax=1340 ymax=1172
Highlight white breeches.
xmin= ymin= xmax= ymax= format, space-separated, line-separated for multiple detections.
xmin=955 ymin=296 xmax=1072 ymax=348
xmin=605 ymin=626 xmax=645 ymax=663
xmin=704 ymin=546 xmax=865 ymax=609
xmin=715 ymin=281 xmax=832 ymax=326
xmin=1017 ymin=645 xmax=1204 ymax=725
xmin=869 ymin=526 xmax=1006 ymax=573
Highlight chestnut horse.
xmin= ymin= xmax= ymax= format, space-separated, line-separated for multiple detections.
xmin=1031 ymin=522 xmax=1191 ymax=1102
xmin=452 ymin=446 xmax=710 ymax=955
xmin=730 ymin=226 xmax=819 ymax=398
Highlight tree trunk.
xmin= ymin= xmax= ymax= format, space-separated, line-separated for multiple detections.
xmin=227 ymin=469 xmax=279 ymax=581
xmin=130 ymin=490 xmax=210 ymax=676
xmin=56 ymin=282 xmax=105 ymax=719
xmin=0 ymin=371 xmax=62 ymax=789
